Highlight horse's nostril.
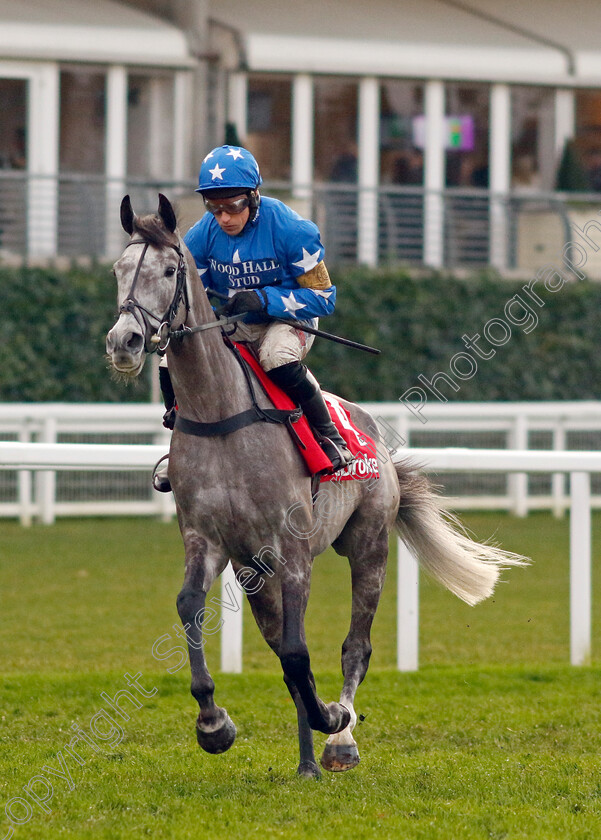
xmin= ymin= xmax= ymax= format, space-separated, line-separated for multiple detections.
xmin=126 ymin=332 xmax=144 ymax=352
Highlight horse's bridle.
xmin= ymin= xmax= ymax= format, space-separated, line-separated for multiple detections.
xmin=119 ymin=239 xmax=189 ymax=353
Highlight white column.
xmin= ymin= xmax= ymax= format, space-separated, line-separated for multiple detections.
xmin=18 ymin=426 xmax=32 ymax=527
xmin=552 ymin=424 xmax=567 ymax=518
xmin=489 ymin=83 xmax=511 ymax=271
xmin=397 ymin=537 xmax=419 ymax=671
xmin=555 ymin=89 xmax=575 ymax=159
xmin=570 ymin=472 xmax=591 ymax=665
xmin=227 ymin=71 xmax=248 ymax=146
xmin=291 ymin=74 xmax=314 ymax=203
xmin=27 ymin=63 xmax=59 ymax=257
xmin=508 ymin=413 xmax=528 ymax=517
xmin=220 ymin=562 xmax=243 ymax=673
xmin=105 ymin=65 xmax=128 ymax=259
xmin=423 ymin=80 xmax=445 ymax=268
xmin=357 ymin=76 xmax=379 ymax=267
xmin=173 ymin=71 xmax=192 ymax=183
xmin=37 ymin=416 xmax=57 ymax=525
xmin=148 ymin=77 xmax=172 ymax=180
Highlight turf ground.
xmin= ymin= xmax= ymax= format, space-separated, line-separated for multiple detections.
xmin=1 ymin=512 xmax=601 ymax=839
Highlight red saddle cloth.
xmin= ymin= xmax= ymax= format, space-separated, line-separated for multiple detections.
xmin=235 ymin=343 xmax=379 ymax=484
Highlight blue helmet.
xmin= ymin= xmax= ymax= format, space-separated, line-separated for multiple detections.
xmin=196 ymin=145 xmax=263 ymax=195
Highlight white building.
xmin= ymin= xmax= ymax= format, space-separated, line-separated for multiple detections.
xmin=2 ymin=0 xmax=601 ymax=271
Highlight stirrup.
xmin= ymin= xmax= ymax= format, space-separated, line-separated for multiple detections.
xmin=320 ymin=438 xmax=354 ymax=473
xmin=152 ymin=454 xmax=171 ymax=493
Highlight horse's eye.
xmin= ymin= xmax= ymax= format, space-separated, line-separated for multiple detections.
xmin=165 ymin=266 xmax=176 ymax=278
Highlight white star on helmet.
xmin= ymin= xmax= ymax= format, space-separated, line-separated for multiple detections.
xmin=209 ymin=164 xmax=226 ymax=181
xmin=292 ymin=247 xmax=321 ymax=273
xmin=226 ymin=148 xmax=244 ymax=160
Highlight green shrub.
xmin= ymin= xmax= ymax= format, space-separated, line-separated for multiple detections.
xmin=310 ymin=267 xmax=601 ymax=402
xmin=0 ymin=262 xmax=151 ymax=402
xmin=1 ymin=264 xmax=599 ymax=403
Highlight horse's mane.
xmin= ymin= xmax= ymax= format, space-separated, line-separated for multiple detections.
xmin=132 ymin=214 xmax=177 ymax=248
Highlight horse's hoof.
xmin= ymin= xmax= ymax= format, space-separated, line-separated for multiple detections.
xmin=320 ymin=742 xmax=360 ymax=772
xmin=196 ymin=714 xmax=236 ymax=754
xmin=297 ymin=760 xmax=322 ymax=779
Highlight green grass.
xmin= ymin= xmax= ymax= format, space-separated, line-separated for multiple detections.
xmin=1 ymin=513 xmax=601 ymax=839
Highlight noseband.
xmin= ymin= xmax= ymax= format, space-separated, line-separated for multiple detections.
xmin=119 ymin=239 xmax=189 ymax=353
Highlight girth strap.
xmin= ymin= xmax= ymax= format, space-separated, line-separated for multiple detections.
xmin=175 ymin=407 xmax=302 ymax=438
xmin=172 ymin=331 xmax=305 ymax=441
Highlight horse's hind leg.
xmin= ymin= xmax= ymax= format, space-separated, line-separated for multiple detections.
xmin=176 ymin=546 xmax=235 ymax=755
xmin=321 ymin=529 xmax=389 ymax=772
xmin=244 ymin=572 xmax=321 ymax=779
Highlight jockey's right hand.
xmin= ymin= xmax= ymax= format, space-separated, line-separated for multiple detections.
xmin=219 ymin=290 xmax=266 ymax=317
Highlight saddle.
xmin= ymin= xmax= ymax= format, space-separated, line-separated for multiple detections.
xmin=173 ymin=339 xmax=379 ymax=484
xmin=232 ymin=343 xmax=379 ymax=484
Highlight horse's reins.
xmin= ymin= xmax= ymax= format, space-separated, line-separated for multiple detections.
xmin=120 ymin=238 xmax=247 ymax=352
xmin=118 ymin=237 xmax=304 ymax=441
xmin=119 ymin=239 xmax=190 ymax=353
xmin=120 ymin=239 xmax=380 ymax=356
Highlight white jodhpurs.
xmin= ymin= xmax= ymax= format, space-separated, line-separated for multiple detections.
xmin=231 ymin=320 xmax=315 ymax=371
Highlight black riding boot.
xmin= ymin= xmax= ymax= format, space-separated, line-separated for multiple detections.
xmin=267 ymin=362 xmax=354 ymax=472
xmin=159 ymin=365 xmax=177 ymax=430
xmin=153 ymin=366 xmax=175 ymax=493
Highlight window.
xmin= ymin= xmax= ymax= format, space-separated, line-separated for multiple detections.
xmin=574 ymin=91 xmax=601 ymax=191
xmin=379 ymin=81 xmax=424 ymax=185
xmin=60 ymin=69 xmax=105 ymax=174
xmin=0 ymin=79 xmax=27 ymax=170
xmin=444 ymin=84 xmax=489 ymax=188
xmin=314 ymin=78 xmax=358 ymax=183
xmin=511 ymin=86 xmax=555 ymax=190
xmin=246 ymin=75 xmax=292 ymax=182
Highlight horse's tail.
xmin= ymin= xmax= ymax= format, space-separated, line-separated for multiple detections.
xmin=393 ymin=458 xmax=528 ymax=606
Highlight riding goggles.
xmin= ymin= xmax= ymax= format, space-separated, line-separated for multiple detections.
xmin=203 ymin=195 xmax=250 ymax=216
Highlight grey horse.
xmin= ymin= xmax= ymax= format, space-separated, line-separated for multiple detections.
xmin=106 ymin=194 xmax=526 ymax=778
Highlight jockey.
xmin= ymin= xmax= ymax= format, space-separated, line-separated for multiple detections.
xmin=153 ymin=144 xmax=353 ymax=492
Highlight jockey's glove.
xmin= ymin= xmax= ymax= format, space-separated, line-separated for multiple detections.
xmin=219 ymin=290 xmax=266 ymax=316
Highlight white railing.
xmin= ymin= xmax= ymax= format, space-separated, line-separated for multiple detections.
xmin=0 ymin=440 xmax=597 ymax=671
xmin=0 ymin=403 xmax=174 ymax=525
xmin=395 ymin=448 xmax=597 ymax=672
xmin=365 ymin=400 xmax=601 ymax=517
xmin=2 ymin=401 xmax=601 ymax=523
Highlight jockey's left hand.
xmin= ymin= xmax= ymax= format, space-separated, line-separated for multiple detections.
xmin=220 ymin=290 xmax=266 ymax=316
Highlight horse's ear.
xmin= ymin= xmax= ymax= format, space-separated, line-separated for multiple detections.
xmin=120 ymin=195 xmax=135 ymax=235
xmin=158 ymin=193 xmax=177 ymax=233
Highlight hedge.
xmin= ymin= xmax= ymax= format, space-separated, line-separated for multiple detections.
xmin=315 ymin=267 xmax=601 ymax=403
xmin=0 ymin=263 xmax=599 ymax=404
xmin=0 ymin=263 xmax=152 ymax=402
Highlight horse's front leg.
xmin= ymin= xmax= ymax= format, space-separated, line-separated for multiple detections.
xmin=176 ymin=546 xmax=235 ymax=754
xmin=279 ymin=559 xmax=350 ymax=736
xmin=241 ymin=569 xmax=321 ymax=778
